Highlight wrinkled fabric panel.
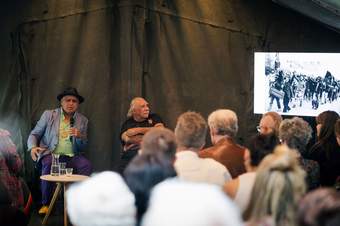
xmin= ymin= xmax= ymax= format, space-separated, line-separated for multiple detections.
xmin=142 ymin=8 xmax=257 ymax=142
xmin=1 ymin=0 xmax=340 ymax=178
xmin=18 ymin=3 xmax=124 ymax=172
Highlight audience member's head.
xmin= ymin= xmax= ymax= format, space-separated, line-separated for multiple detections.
xmin=334 ymin=119 xmax=340 ymax=146
xmin=66 ymin=171 xmax=136 ymax=226
xmin=244 ymin=133 xmax=279 ymax=172
xmin=310 ymin=111 xmax=339 ymax=161
xmin=258 ymin=112 xmax=282 ymax=136
xmin=298 ymin=188 xmax=340 ymax=226
xmin=140 ymin=127 xmax=177 ymax=161
xmin=0 ymin=128 xmax=11 ymax=137
xmin=124 ymin=154 xmax=177 ymax=223
xmin=174 ymin=111 xmax=207 ymax=150
xmin=279 ymin=117 xmax=313 ymax=155
xmin=244 ymin=145 xmax=306 ymax=226
xmin=0 ymin=128 xmax=18 ymax=159
xmin=315 ymin=111 xmax=339 ymax=140
xmin=141 ymin=179 xmax=243 ymax=226
xmin=207 ymin=109 xmax=238 ymax=143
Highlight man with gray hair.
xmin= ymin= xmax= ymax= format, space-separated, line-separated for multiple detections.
xmin=199 ymin=109 xmax=246 ymax=178
xmin=174 ymin=111 xmax=231 ymax=186
xmin=119 ymin=97 xmax=164 ymax=173
xmin=27 ymin=87 xmax=92 ymax=214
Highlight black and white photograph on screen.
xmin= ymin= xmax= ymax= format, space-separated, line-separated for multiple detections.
xmin=254 ymin=52 xmax=340 ymax=117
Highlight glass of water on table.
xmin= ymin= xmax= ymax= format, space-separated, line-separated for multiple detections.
xmin=59 ymin=162 xmax=66 ymax=175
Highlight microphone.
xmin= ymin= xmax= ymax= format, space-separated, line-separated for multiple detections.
xmin=70 ymin=117 xmax=75 ymax=142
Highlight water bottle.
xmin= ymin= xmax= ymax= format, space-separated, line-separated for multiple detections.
xmin=50 ymin=153 xmax=60 ymax=176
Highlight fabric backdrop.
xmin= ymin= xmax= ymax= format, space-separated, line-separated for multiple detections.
xmin=1 ymin=0 xmax=340 ymax=181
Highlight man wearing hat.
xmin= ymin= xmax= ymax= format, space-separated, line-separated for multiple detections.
xmin=27 ymin=87 xmax=92 ymax=214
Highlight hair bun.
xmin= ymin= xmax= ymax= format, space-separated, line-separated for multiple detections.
xmin=260 ymin=145 xmax=300 ymax=173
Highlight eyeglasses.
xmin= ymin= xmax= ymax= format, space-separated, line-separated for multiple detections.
xmin=256 ymin=126 xmax=274 ymax=133
xmin=256 ymin=126 xmax=261 ymax=133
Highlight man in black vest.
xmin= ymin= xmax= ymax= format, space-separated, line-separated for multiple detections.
xmin=119 ymin=97 xmax=164 ymax=173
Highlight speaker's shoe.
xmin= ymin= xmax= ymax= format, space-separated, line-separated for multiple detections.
xmin=38 ymin=205 xmax=49 ymax=215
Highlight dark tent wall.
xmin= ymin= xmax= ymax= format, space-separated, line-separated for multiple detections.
xmin=17 ymin=1 xmax=121 ymax=176
xmin=273 ymin=0 xmax=340 ymax=33
xmin=0 ymin=1 xmax=33 ymax=177
xmin=1 ymin=0 xmax=340 ymax=179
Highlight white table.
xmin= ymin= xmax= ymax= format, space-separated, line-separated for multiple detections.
xmin=40 ymin=174 xmax=89 ymax=226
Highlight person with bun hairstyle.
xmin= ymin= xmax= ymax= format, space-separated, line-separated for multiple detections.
xmin=244 ymin=145 xmax=306 ymax=226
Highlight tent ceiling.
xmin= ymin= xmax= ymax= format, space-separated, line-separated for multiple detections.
xmin=273 ymin=0 xmax=340 ymax=33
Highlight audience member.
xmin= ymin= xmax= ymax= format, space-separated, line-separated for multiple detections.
xmin=335 ymin=119 xmax=340 ymax=146
xmin=309 ymin=111 xmax=340 ymax=186
xmin=244 ymin=145 xmax=306 ymax=226
xmin=224 ymin=133 xmax=278 ymax=212
xmin=124 ymin=154 xmax=177 ymax=225
xmin=140 ymin=127 xmax=177 ymax=161
xmin=0 ymin=128 xmax=24 ymax=209
xmin=67 ymin=171 xmax=136 ymax=226
xmin=334 ymin=119 xmax=340 ymax=190
xmin=174 ymin=111 xmax=231 ymax=186
xmin=0 ymin=181 xmax=27 ymax=226
xmin=257 ymin=111 xmax=282 ymax=136
xmin=298 ymin=188 xmax=340 ymax=226
xmin=199 ymin=109 xmax=245 ymax=178
xmin=141 ymin=179 xmax=243 ymax=226
xmin=279 ymin=117 xmax=320 ymax=190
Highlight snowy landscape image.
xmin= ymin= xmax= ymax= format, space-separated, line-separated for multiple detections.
xmin=254 ymin=52 xmax=340 ymax=116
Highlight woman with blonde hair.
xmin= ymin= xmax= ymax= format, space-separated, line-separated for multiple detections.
xmin=244 ymin=145 xmax=306 ymax=226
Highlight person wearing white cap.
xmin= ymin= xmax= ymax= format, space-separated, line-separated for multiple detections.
xmin=66 ymin=171 xmax=136 ymax=226
xmin=141 ymin=179 xmax=243 ymax=226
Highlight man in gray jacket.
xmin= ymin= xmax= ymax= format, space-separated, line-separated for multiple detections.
xmin=27 ymin=87 xmax=92 ymax=214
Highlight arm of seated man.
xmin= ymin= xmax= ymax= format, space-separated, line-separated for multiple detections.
xmin=121 ymin=123 xmax=164 ymax=143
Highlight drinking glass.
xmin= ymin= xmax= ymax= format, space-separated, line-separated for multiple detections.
xmin=60 ymin=162 xmax=66 ymax=175
xmin=50 ymin=164 xmax=60 ymax=176
xmin=65 ymin=168 xmax=73 ymax=176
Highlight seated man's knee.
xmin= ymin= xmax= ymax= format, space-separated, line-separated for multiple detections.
xmin=73 ymin=156 xmax=92 ymax=175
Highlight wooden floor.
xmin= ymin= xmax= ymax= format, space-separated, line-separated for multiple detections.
xmin=28 ymin=201 xmax=66 ymax=226
xmin=29 ymin=213 xmax=64 ymax=226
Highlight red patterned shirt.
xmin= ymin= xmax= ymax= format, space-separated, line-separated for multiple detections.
xmin=0 ymin=129 xmax=24 ymax=208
